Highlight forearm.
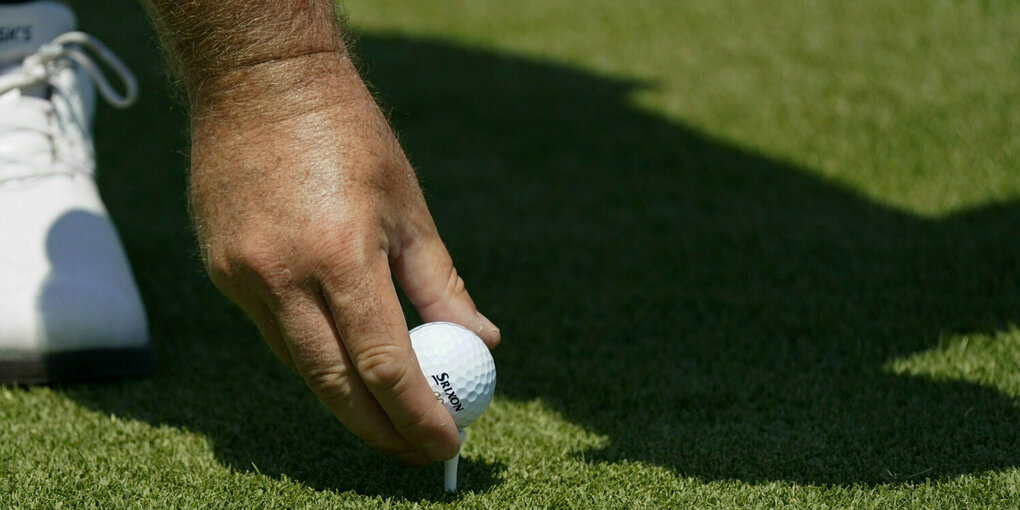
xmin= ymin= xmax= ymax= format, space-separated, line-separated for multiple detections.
xmin=139 ymin=0 xmax=389 ymax=249
xmin=138 ymin=0 xmax=353 ymax=112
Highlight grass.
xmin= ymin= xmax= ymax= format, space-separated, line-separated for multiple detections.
xmin=2 ymin=0 xmax=1019 ymax=507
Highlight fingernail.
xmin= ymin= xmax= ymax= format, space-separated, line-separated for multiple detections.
xmin=476 ymin=311 xmax=499 ymax=334
xmin=475 ymin=311 xmax=500 ymax=348
xmin=421 ymin=440 xmax=459 ymax=461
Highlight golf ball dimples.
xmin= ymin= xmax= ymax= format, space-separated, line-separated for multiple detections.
xmin=410 ymin=322 xmax=496 ymax=429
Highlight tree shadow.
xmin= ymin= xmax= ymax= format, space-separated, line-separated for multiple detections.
xmin=63 ymin=0 xmax=1020 ymax=492
xmin=353 ymin=35 xmax=1020 ymax=484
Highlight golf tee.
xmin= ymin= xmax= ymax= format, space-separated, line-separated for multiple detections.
xmin=443 ymin=429 xmax=466 ymax=492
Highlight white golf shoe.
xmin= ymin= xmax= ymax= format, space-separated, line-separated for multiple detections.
xmin=0 ymin=1 xmax=152 ymax=383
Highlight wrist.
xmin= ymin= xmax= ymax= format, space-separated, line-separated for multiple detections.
xmin=189 ymin=49 xmax=374 ymax=125
xmin=143 ymin=0 xmax=349 ymax=111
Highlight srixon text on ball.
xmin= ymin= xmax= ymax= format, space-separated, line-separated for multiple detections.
xmin=431 ymin=373 xmax=464 ymax=412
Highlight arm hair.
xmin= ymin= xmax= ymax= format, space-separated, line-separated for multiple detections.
xmin=138 ymin=0 xmax=348 ymax=104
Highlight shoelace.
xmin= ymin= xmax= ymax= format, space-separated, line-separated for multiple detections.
xmin=0 ymin=31 xmax=137 ymax=181
xmin=0 ymin=31 xmax=138 ymax=107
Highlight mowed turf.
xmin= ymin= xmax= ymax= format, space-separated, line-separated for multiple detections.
xmin=2 ymin=0 xmax=1019 ymax=508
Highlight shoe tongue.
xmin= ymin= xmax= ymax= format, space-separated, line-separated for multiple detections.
xmin=0 ymin=1 xmax=76 ymax=65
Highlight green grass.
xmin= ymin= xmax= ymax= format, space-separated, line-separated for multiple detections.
xmin=2 ymin=0 xmax=1019 ymax=507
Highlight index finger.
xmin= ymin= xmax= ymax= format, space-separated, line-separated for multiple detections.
xmin=322 ymin=250 xmax=461 ymax=462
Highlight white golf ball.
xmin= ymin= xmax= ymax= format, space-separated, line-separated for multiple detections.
xmin=410 ymin=322 xmax=496 ymax=429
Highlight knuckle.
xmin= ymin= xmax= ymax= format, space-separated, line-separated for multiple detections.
xmin=354 ymin=342 xmax=411 ymax=393
xmin=311 ymin=227 xmax=382 ymax=289
xmin=203 ymin=243 xmax=236 ymax=290
xmin=320 ymin=251 xmax=371 ymax=293
xmin=302 ymin=365 xmax=353 ymax=404
xmin=317 ymin=227 xmax=382 ymax=276
xmin=418 ymin=263 xmax=468 ymax=313
xmin=236 ymin=236 xmax=294 ymax=292
xmin=445 ymin=266 xmax=467 ymax=300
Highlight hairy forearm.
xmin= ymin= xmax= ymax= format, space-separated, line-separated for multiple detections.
xmin=139 ymin=0 xmax=389 ymax=241
xmin=138 ymin=0 xmax=350 ymax=109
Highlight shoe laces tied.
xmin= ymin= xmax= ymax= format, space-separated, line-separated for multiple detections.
xmin=0 ymin=31 xmax=138 ymax=107
xmin=0 ymin=32 xmax=137 ymax=182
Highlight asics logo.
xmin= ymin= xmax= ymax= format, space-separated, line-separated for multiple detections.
xmin=0 ymin=26 xmax=32 ymax=44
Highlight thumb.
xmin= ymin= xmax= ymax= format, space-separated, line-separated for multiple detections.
xmin=392 ymin=232 xmax=500 ymax=348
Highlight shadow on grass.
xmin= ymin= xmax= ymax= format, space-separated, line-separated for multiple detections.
xmin=62 ymin=0 xmax=1020 ymax=492
xmin=354 ymin=35 xmax=1020 ymax=485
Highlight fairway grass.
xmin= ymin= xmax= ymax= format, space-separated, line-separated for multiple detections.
xmin=2 ymin=1 xmax=1019 ymax=508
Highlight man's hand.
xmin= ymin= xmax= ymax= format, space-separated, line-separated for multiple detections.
xmin=184 ymin=50 xmax=499 ymax=464
xmin=139 ymin=0 xmax=500 ymax=462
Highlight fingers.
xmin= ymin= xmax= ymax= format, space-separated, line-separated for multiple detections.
xmin=393 ymin=231 xmax=500 ymax=348
xmin=245 ymin=300 xmax=295 ymax=371
xmin=269 ymin=288 xmax=432 ymax=465
xmin=322 ymin=250 xmax=462 ymax=461
xmin=211 ymin=234 xmax=463 ymax=464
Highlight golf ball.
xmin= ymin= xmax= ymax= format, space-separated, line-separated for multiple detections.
xmin=410 ymin=322 xmax=496 ymax=429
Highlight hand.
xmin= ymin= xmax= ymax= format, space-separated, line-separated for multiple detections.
xmin=187 ymin=52 xmax=500 ymax=465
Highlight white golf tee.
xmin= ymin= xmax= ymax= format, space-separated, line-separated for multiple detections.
xmin=444 ymin=429 xmax=466 ymax=492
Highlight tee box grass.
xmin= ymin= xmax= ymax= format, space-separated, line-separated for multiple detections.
xmin=1 ymin=0 xmax=1018 ymax=508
